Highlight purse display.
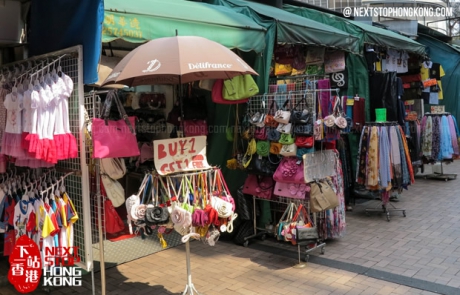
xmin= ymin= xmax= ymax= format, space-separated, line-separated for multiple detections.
xmin=279 ymin=133 xmax=295 ymax=145
xmin=280 ymin=143 xmax=297 ymax=157
xmin=295 ymin=136 xmax=314 ymax=148
xmin=275 ymin=203 xmax=296 ymax=241
xmin=294 ymin=205 xmax=319 ymax=244
xmin=267 ymin=128 xmax=281 ymax=142
xmin=309 ymin=179 xmax=339 ymax=213
xmin=103 ymin=198 xmax=126 ymax=234
xmin=269 ymin=142 xmax=283 ymax=155
xmin=264 ymin=100 xmax=279 ymax=128
xmin=276 ymin=123 xmax=292 ymax=134
xmin=212 ymin=79 xmax=249 ymax=105
xmin=92 ymin=91 xmax=140 ymax=159
xmin=273 ymin=156 xmax=304 ymax=183
xmin=246 ymin=156 xmax=278 ymax=176
xmin=223 ymin=74 xmax=259 ymax=100
xmin=293 ymin=124 xmax=313 ymax=136
xmin=274 ymin=182 xmax=310 ymax=199
xmin=139 ymin=92 xmax=166 ymax=109
xmin=296 ymin=147 xmax=314 ymax=159
xmin=242 ymin=174 xmax=275 ymax=200
xmin=100 ymin=158 xmax=126 ymax=180
xmin=274 ymin=110 xmax=291 ymax=124
xmin=100 ymin=174 xmax=125 ymax=208
xmin=256 ymin=141 xmax=270 ymax=157
xmin=254 ymin=127 xmax=267 ymax=140
xmin=324 ymin=50 xmax=346 ymax=74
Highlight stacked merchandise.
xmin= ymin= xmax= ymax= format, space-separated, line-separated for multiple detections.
xmin=355 ymin=123 xmax=415 ymax=204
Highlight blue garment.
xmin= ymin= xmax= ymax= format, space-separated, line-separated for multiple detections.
xmin=452 ymin=115 xmax=460 ymax=138
xmin=378 ymin=127 xmax=391 ymax=188
xmin=440 ymin=115 xmax=453 ymax=160
xmin=396 ymin=127 xmax=410 ymax=185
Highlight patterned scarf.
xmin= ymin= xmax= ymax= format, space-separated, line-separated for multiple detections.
xmin=389 ymin=126 xmax=402 ymax=188
xmin=440 ymin=115 xmax=453 ymax=160
xmin=431 ymin=116 xmax=441 ymax=161
xmin=396 ymin=126 xmax=410 ymax=186
xmin=366 ymin=126 xmax=379 ymax=188
xmin=398 ymin=126 xmax=415 ymax=185
xmin=447 ymin=115 xmax=459 ymax=156
xmin=422 ymin=116 xmax=432 ymax=158
xmin=379 ymin=127 xmax=392 ymax=190
xmin=356 ymin=126 xmax=369 ymax=185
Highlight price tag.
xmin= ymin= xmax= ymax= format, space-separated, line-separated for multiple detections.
xmin=347 ymin=98 xmax=355 ymax=106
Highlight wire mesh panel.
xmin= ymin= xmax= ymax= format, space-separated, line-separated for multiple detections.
xmin=0 ymin=46 xmax=92 ymax=271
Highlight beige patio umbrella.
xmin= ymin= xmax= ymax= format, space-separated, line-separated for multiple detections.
xmin=101 ymin=36 xmax=258 ymax=87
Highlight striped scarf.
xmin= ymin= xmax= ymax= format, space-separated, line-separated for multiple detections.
xmin=422 ymin=116 xmax=432 ymax=158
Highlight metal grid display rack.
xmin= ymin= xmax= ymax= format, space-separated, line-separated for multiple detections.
xmin=242 ymin=74 xmax=337 ymax=262
xmin=0 ymin=46 xmax=94 ymax=273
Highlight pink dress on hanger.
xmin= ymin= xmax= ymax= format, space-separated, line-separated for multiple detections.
xmin=56 ymin=73 xmax=77 ymax=159
xmin=1 ymin=90 xmax=27 ymax=159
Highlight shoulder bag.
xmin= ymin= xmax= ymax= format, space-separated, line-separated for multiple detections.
xmin=92 ymin=90 xmax=140 ymax=159
xmin=309 ymin=178 xmax=339 ymax=213
xmin=242 ymin=174 xmax=275 ymax=200
xmin=100 ymin=158 xmax=126 ymax=180
xmin=223 ymin=74 xmax=259 ymax=100
xmin=273 ymin=156 xmax=304 ymax=184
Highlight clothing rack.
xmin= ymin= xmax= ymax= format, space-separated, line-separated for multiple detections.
xmin=360 ymin=124 xmax=409 ymax=221
xmin=421 ymin=113 xmax=457 ymax=181
xmin=243 ymin=195 xmax=326 ymax=263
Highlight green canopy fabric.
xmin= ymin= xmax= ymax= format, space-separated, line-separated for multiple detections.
xmin=214 ymin=0 xmax=359 ymax=54
xmin=103 ymin=0 xmax=266 ymax=53
xmin=284 ymin=4 xmax=425 ymax=56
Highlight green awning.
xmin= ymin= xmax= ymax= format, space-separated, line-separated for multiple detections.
xmin=284 ymin=4 xmax=426 ymax=55
xmin=213 ymin=0 xmax=359 ymax=54
xmin=103 ymin=0 xmax=266 ymax=53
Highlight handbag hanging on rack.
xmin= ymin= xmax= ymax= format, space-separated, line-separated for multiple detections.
xmin=309 ymin=178 xmax=339 ymax=213
xmin=92 ymin=90 xmax=140 ymax=158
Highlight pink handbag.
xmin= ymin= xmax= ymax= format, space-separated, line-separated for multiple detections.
xmin=273 ymin=156 xmax=305 ymax=184
xmin=212 ymin=79 xmax=249 ymax=105
xmin=242 ymin=174 xmax=274 ymax=200
xmin=92 ymin=92 xmax=140 ymax=159
xmin=254 ymin=127 xmax=267 ymax=140
xmin=183 ymin=120 xmax=209 ymax=137
xmin=274 ymin=182 xmax=310 ymax=199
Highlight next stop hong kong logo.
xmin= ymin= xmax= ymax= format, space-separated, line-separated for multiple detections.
xmin=8 ymin=235 xmax=82 ymax=293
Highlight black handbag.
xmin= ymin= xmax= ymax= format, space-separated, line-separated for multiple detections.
xmin=293 ymin=123 xmax=313 ymax=136
xmin=145 ymin=205 xmax=170 ymax=226
xmin=291 ymin=110 xmax=312 ymax=125
xmin=246 ymin=156 xmax=278 ymax=176
xmin=267 ymin=128 xmax=281 ymax=142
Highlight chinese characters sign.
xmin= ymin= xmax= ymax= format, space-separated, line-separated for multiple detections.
xmin=103 ymin=13 xmax=144 ymax=42
xmin=154 ymin=136 xmax=210 ymax=175
xmin=8 ymin=235 xmax=42 ymax=293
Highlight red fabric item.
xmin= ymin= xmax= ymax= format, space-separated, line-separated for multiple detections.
xmin=204 ymin=205 xmax=219 ymax=226
xmin=352 ymin=97 xmax=365 ymax=131
xmin=400 ymin=74 xmax=421 ymax=83
xmin=104 ymin=199 xmax=125 ymax=234
xmin=211 ymin=79 xmax=249 ymax=105
xmin=3 ymin=230 xmax=16 ymax=256
xmin=323 ymin=141 xmax=336 ymax=150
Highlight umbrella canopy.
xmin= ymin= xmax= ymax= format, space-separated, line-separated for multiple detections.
xmin=102 ymin=36 xmax=258 ymax=87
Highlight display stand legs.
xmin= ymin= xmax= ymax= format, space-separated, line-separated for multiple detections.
xmin=365 ymin=202 xmax=406 ymax=222
xmin=422 ymin=162 xmax=457 ymax=181
xmin=182 ymin=241 xmax=203 ymax=295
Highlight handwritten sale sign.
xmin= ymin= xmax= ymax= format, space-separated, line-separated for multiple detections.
xmin=153 ymin=136 xmax=210 ymax=175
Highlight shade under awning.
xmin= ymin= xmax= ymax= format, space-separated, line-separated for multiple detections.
xmin=213 ymin=0 xmax=360 ymax=54
xmin=284 ymin=4 xmax=426 ymax=56
xmin=102 ymin=0 xmax=266 ymax=53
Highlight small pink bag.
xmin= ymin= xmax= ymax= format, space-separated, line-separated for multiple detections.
xmin=273 ymin=156 xmax=305 ymax=184
xmin=274 ymin=182 xmax=310 ymax=199
xmin=242 ymin=175 xmax=274 ymax=199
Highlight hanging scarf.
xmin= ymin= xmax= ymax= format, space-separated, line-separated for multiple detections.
xmin=398 ymin=126 xmax=415 ymax=185
xmin=356 ymin=126 xmax=369 ymax=185
xmin=389 ymin=126 xmax=402 ymax=188
xmin=447 ymin=115 xmax=459 ymax=156
xmin=395 ymin=126 xmax=410 ymax=186
xmin=378 ymin=127 xmax=392 ymax=190
xmin=366 ymin=126 xmax=379 ymax=188
xmin=329 ymin=154 xmax=346 ymax=239
xmin=431 ymin=116 xmax=441 ymax=161
xmin=440 ymin=115 xmax=454 ymax=160
xmin=422 ymin=116 xmax=432 ymax=158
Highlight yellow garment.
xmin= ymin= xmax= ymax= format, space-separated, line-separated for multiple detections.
xmin=41 ymin=206 xmax=55 ymax=238
xmin=438 ymin=81 xmax=444 ymax=100
xmin=375 ymin=60 xmax=382 ymax=72
xmin=420 ymin=66 xmax=430 ymax=81
xmin=366 ymin=126 xmax=379 ymax=188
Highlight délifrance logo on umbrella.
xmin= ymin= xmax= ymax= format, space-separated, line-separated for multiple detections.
xmin=142 ymin=59 xmax=162 ymax=73
xmin=188 ymin=62 xmax=233 ymax=70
